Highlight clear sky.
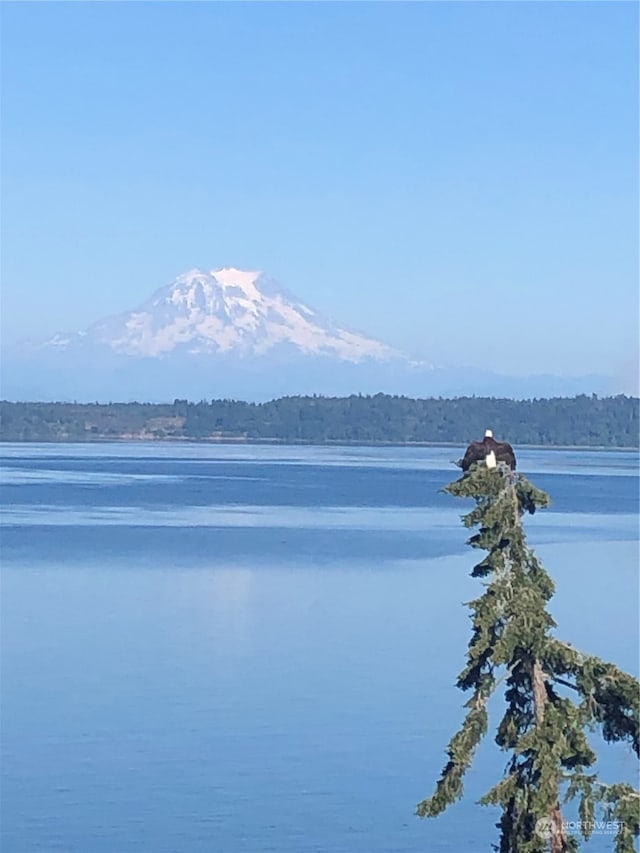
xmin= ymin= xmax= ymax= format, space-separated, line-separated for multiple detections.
xmin=2 ymin=1 xmax=638 ymax=384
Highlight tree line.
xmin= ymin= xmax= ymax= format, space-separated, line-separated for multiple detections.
xmin=0 ymin=394 xmax=637 ymax=446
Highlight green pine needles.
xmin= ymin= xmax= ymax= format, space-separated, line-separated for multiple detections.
xmin=417 ymin=462 xmax=639 ymax=853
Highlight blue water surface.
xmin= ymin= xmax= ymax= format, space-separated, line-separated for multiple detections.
xmin=1 ymin=443 xmax=638 ymax=853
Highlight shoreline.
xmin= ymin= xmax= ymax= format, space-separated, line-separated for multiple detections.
xmin=0 ymin=436 xmax=637 ymax=451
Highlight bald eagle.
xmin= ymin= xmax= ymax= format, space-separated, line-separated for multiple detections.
xmin=460 ymin=429 xmax=517 ymax=472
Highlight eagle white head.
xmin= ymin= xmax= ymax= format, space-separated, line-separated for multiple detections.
xmin=484 ymin=429 xmax=494 ymax=438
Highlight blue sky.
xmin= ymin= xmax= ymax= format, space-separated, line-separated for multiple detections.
xmin=2 ymin=1 xmax=637 ymax=383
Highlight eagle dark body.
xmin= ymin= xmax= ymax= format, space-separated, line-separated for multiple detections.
xmin=460 ymin=434 xmax=517 ymax=472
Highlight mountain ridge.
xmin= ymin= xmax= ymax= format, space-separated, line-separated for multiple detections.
xmin=2 ymin=266 xmax=614 ymax=401
xmin=40 ymin=267 xmax=406 ymax=364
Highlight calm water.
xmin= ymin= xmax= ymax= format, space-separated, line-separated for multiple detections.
xmin=1 ymin=444 xmax=638 ymax=853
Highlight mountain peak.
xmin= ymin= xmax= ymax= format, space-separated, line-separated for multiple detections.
xmin=42 ymin=266 xmax=402 ymax=363
xmin=210 ymin=267 xmax=262 ymax=286
xmin=175 ymin=267 xmax=208 ymax=282
xmin=174 ymin=267 xmax=263 ymax=288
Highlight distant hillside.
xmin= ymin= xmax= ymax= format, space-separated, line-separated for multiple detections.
xmin=0 ymin=395 xmax=637 ymax=447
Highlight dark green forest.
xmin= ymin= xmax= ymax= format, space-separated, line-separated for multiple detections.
xmin=0 ymin=395 xmax=637 ymax=446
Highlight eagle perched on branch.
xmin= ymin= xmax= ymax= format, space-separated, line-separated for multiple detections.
xmin=460 ymin=429 xmax=517 ymax=472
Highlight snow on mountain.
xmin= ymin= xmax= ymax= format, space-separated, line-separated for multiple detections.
xmin=47 ymin=268 xmax=401 ymax=363
xmin=5 ymin=266 xmax=612 ymax=402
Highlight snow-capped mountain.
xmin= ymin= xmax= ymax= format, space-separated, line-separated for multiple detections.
xmin=46 ymin=267 xmax=400 ymax=363
xmin=3 ymin=266 xmax=611 ymax=402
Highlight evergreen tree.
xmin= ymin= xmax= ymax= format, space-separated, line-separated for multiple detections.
xmin=417 ymin=462 xmax=639 ymax=852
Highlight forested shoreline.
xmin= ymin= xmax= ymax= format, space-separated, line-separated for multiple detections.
xmin=0 ymin=395 xmax=637 ymax=447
